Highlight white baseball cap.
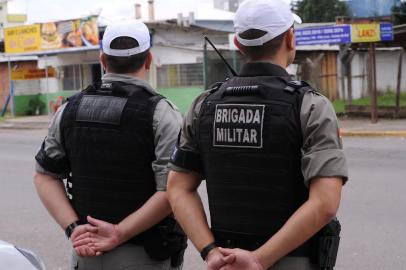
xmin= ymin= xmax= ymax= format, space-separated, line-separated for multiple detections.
xmin=234 ymin=0 xmax=302 ymax=47
xmin=102 ymin=20 xmax=150 ymax=57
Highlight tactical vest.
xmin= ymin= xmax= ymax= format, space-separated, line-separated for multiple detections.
xmin=61 ymin=82 xmax=163 ymax=230
xmin=198 ymin=76 xmax=313 ymax=254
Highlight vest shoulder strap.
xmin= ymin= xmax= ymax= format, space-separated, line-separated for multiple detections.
xmin=207 ymin=81 xmax=225 ymax=94
xmin=284 ymin=80 xmax=319 ymax=95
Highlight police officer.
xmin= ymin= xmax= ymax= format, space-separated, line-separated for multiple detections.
xmin=167 ymin=0 xmax=348 ymax=269
xmin=34 ymin=20 xmax=185 ymax=270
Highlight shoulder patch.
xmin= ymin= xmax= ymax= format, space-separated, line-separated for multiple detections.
xmin=76 ymin=95 xmax=127 ymax=125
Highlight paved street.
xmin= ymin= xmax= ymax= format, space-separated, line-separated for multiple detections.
xmin=0 ymin=129 xmax=405 ymax=270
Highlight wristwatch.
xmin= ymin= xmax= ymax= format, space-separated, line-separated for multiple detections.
xmin=65 ymin=220 xmax=82 ymax=239
xmin=200 ymin=242 xmax=218 ymax=261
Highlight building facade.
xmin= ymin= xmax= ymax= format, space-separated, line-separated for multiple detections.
xmin=0 ymin=0 xmax=27 ymax=41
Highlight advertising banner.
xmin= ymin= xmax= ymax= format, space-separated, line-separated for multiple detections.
xmin=4 ymin=25 xmax=41 ymax=54
xmin=380 ymin=23 xmax=394 ymax=42
xmin=4 ymin=16 xmax=99 ymax=54
xmin=296 ymin=25 xmax=351 ymax=46
xmin=296 ymin=23 xmax=394 ymax=46
xmin=39 ymin=16 xmax=99 ymax=51
xmin=351 ymin=23 xmax=381 ymax=43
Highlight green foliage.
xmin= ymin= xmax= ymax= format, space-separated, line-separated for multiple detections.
xmin=392 ymin=2 xmax=406 ymax=25
xmin=295 ymin=0 xmax=349 ymax=23
xmin=26 ymin=94 xmax=46 ymax=116
xmin=333 ymin=92 xmax=406 ymax=113
xmin=333 ymin=99 xmax=345 ymax=114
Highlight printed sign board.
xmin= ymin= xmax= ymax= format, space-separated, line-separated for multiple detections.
xmin=4 ymin=25 xmax=41 ymax=54
xmin=296 ymin=23 xmax=394 ymax=46
xmin=11 ymin=67 xmax=56 ymax=80
xmin=296 ymin=25 xmax=351 ymax=46
xmin=4 ymin=16 xmax=99 ymax=54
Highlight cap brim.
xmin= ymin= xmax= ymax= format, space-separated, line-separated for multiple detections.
xmin=293 ymin=13 xmax=302 ymax=24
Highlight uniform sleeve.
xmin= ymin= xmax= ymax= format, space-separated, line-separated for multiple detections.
xmin=300 ymin=91 xmax=348 ymax=187
xmin=167 ymin=91 xmax=210 ymax=174
xmin=35 ymin=103 xmax=70 ymax=179
xmin=152 ymin=99 xmax=183 ymax=191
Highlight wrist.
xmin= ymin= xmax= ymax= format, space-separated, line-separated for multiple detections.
xmin=205 ymin=247 xmax=221 ymax=262
xmin=253 ymin=249 xmax=271 ymax=269
xmin=114 ymin=224 xmax=125 ymax=245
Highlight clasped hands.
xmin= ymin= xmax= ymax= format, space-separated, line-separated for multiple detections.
xmin=206 ymin=247 xmax=266 ymax=270
xmin=70 ymin=216 xmax=266 ymax=270
xmin=70 ymin=216 xmax=121 ymax=257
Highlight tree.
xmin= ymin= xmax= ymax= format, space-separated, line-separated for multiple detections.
xmin=392 ymin=2 xmax=406 ymax=25
xmin=295 ymin=0 xmax=350 ymax=23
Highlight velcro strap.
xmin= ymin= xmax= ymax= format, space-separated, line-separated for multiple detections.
xmin=170 ymin=146 xmax=203 ymax=174
xmin=35 ymin=141 xmax=70 ymax=175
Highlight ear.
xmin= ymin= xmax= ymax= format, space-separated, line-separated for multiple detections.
xmin=234 ymin=35 xmax=246 ymax=55
xmin=286 ymin=28 xmax=295 ymax=50
xmin=145 ymin=51 xmax=153 ymax=70
xmin=100 ymin=53 xmax=107 ymax=70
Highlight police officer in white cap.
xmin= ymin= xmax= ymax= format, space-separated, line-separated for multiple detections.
xmin=34 ymin=20 xmax=186 ymax=270
xmin=167 ymin=0 xmax=348 ymax=269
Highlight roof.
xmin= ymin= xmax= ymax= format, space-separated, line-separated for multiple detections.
xmin=296 ymin=44 xmax=339 ymax=51
xmin=192 ymin=20 xmax=234 ymax=33
xmin=394 ymin=24 xmax=406 ymax=35
xmin=1 ymin=46 xmax=100 ymax=58
xmin=0 ymin=54 xmax=38 ymax=63
xmin=148 ymin=19 xmax=336 ymax=34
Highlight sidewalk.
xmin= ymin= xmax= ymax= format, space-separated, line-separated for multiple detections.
xmin=1 ymin=115 xmax=406 ymax=137
xmin=0 ymin=115 xmax=51 ymax=130
xmin=339 ymin=118 xmax=406 ymax=137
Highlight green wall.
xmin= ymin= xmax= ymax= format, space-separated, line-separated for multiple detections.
xmin=14 ymin=91 xmax=78 ymax=116
xmin=158 ymin=87 xmax=203 ymax=115
xmin=13 ymin=87 xmax=203 ymax=116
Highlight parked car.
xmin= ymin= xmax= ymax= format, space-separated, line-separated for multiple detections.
xmin=0 ymin=240 xmax=46 ymax=270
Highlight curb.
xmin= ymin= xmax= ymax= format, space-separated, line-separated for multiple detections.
xmin=340 ymin=130 xmax=406 ymax=137
xmin=0 ymin=123 xmax=49 ymax=130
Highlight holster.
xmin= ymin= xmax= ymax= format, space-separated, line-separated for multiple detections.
xmin=143 ymin=217 xmax=187 ymax=267
xmin=317 ymin=218 xmax=341 ymax=270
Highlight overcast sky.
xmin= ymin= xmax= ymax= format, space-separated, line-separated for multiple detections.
xmin=8 ymin=0 xmax=234 ymax=23
xmin=8 ymin=0 xmax=293 ymax=24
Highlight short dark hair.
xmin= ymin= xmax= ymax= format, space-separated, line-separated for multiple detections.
xmin=104 ymin=36 xmax=149 ymax=74
xmin=238 ymin=29 xmax=288 ymax=61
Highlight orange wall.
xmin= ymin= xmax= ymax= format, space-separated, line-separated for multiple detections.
xmin=0 ymin=61 xmax=38 ymax=111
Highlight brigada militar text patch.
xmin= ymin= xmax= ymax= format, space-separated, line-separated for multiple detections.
xmin=213 ymin=104 xmax=265 ymax=148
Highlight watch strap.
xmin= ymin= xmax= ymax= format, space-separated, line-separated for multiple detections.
xmin=65 ymin=220 xmax=82 ymax=239
xmin=200 ymin=241 xmax=218 ymax=261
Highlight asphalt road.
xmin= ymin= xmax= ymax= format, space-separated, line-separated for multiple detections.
xmin=0 ymin=129 xmax=405 ymax=270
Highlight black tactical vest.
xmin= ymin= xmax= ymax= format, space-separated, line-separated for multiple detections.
xmin=198 ymin=76 xmax=313 ymax=253
xmin=61 ymin=82 xmax=163 ymax=227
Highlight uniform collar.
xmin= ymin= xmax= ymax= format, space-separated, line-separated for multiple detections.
xmin=239 ymin=62 xmax=290 ymax=77
xmin=102 ymin=73 xmax=156 ymax=95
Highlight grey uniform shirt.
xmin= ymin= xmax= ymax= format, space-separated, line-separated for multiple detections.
xmin=36 ymin=73 xmax=182 ymax=191
xmin=170 ymin=63 xmax=348 ymax=187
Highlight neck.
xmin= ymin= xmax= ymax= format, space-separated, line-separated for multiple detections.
xmin=125 ymin=68 xmax=147 ymax=80
xmin=106 ymin=68 xmax=147 ymax=80
xmin=251 ymin=55 xmax=288 ymax=69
